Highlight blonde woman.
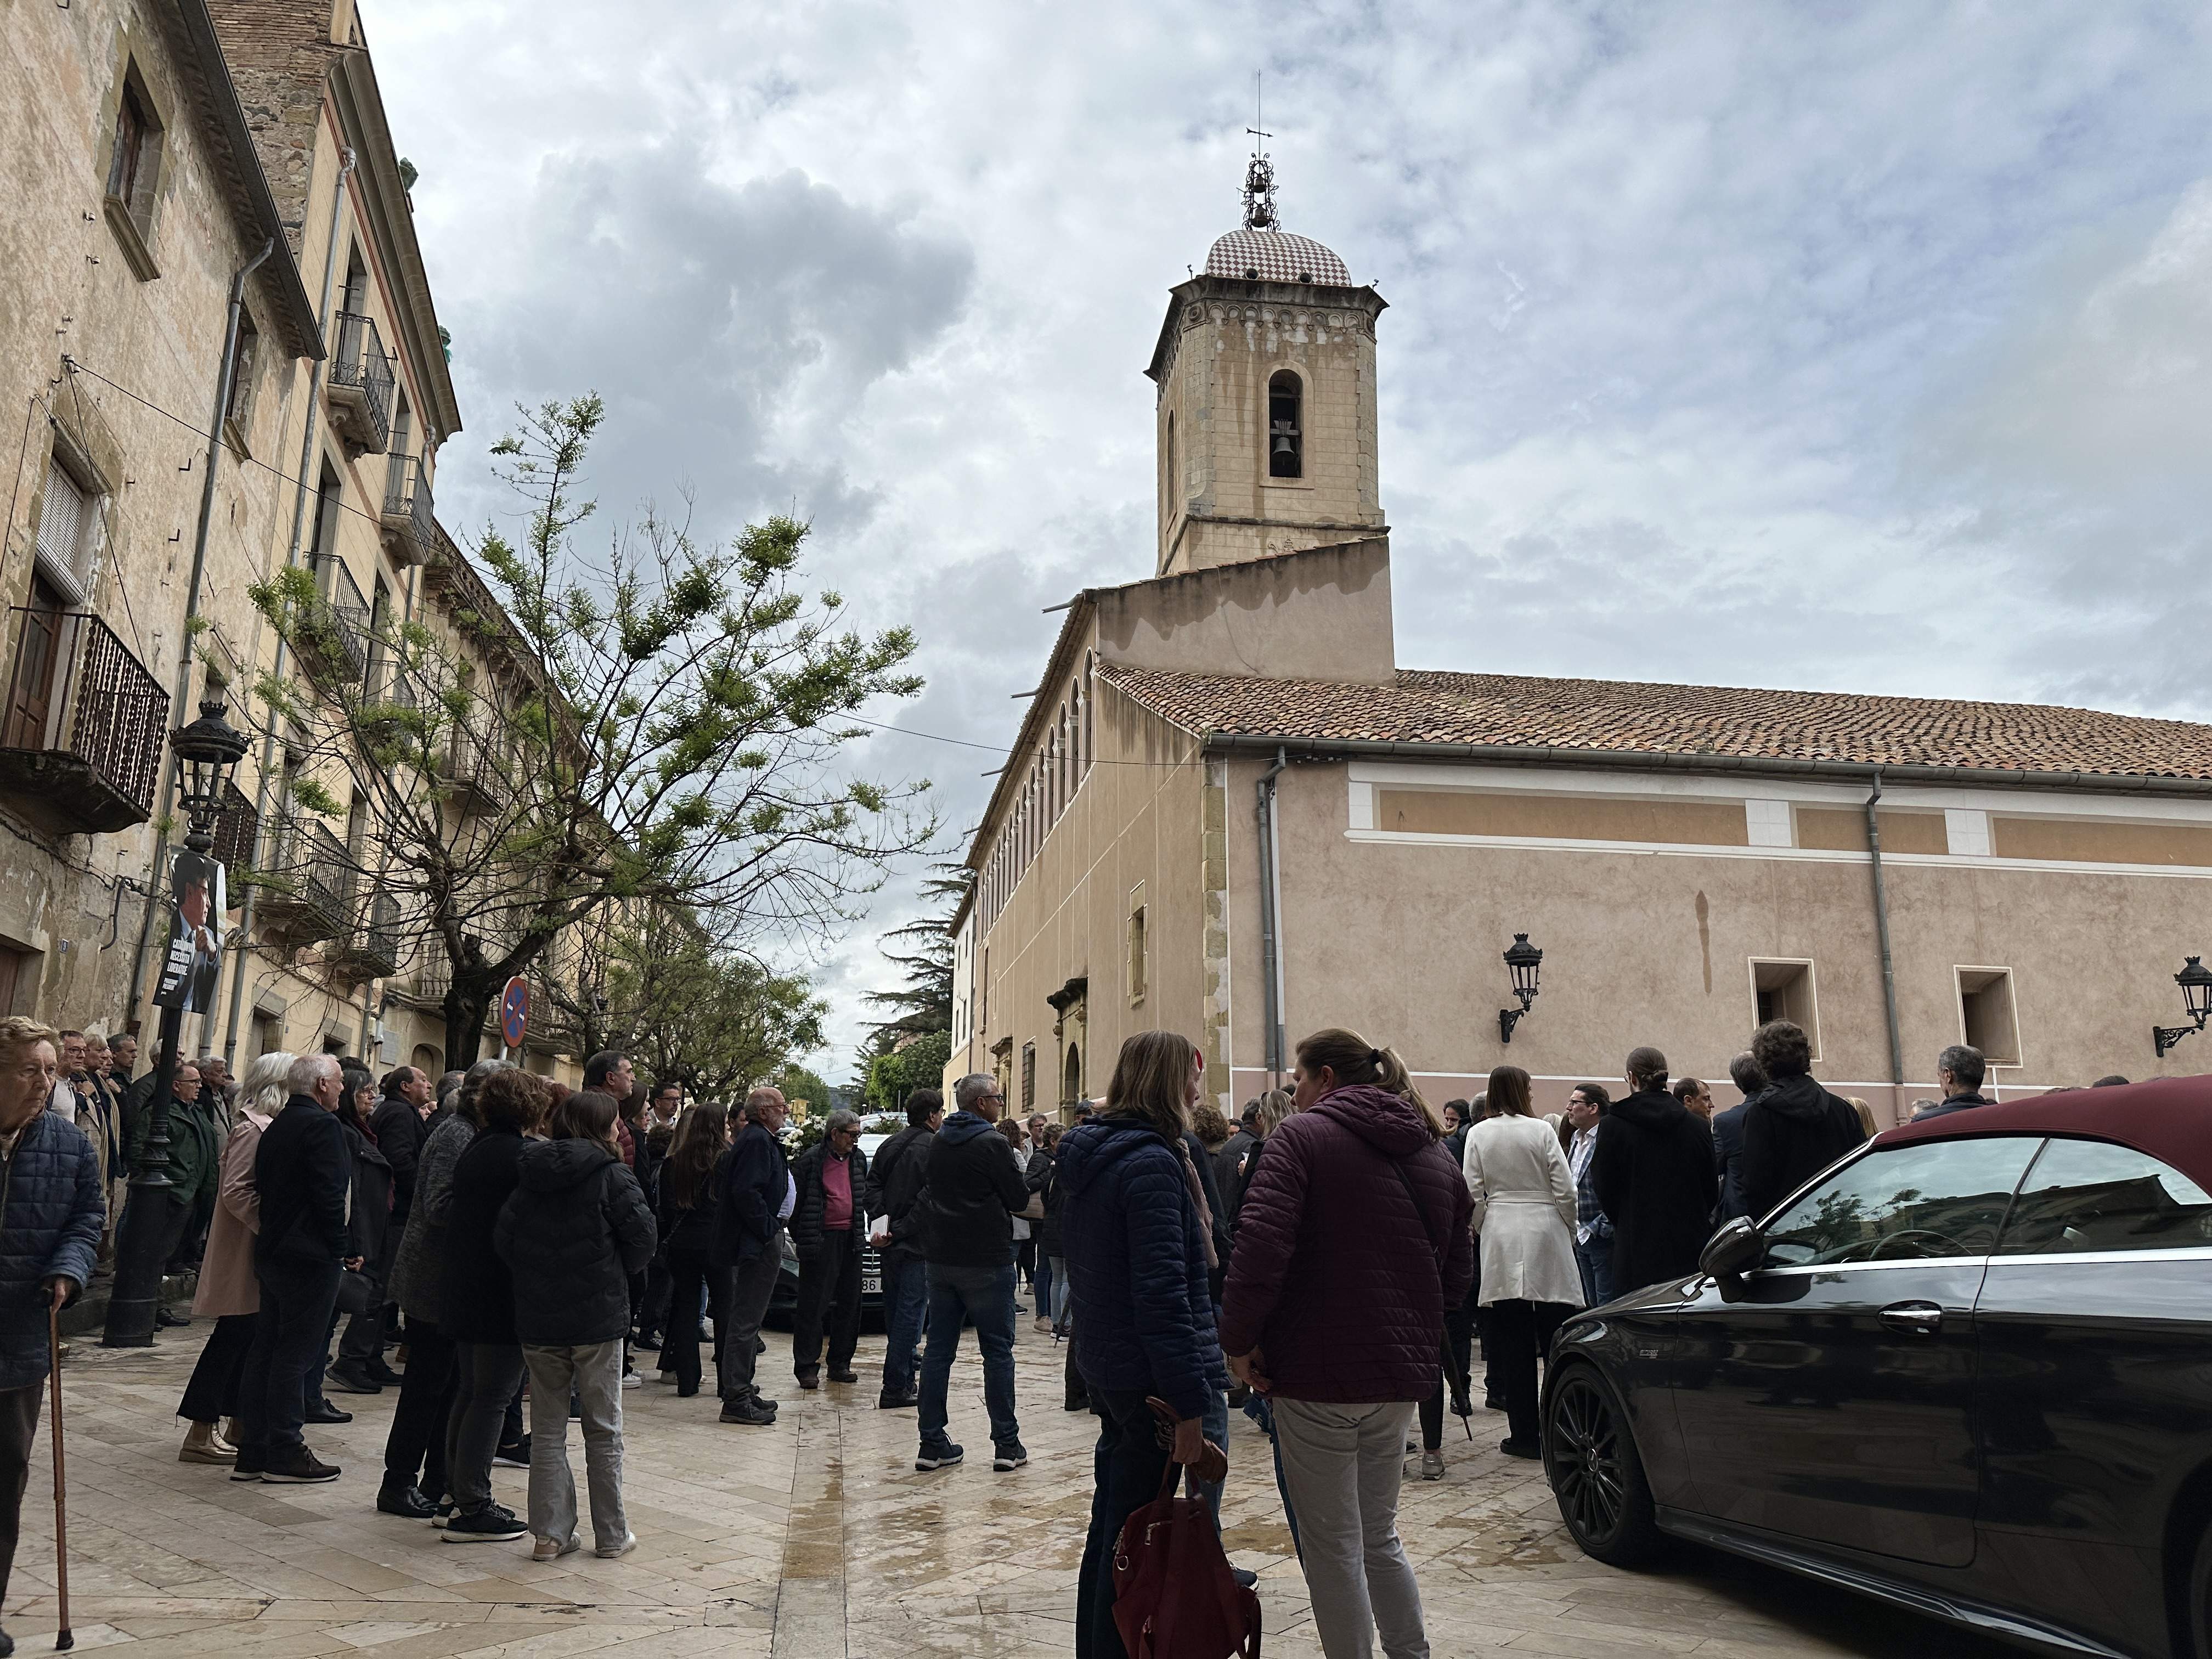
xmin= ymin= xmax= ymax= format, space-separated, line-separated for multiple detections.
xmin=1221 ymin=1028 xmax=1472 ymax=1659
xmin=174 ymin=1051 xmax=292 ymax=1465
xmin=1060 ymin=1030 xmax=1224 ymax=1659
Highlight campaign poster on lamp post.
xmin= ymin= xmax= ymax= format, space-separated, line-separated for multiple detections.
xmin=153 ymin=847 xmax=224 ymax=1014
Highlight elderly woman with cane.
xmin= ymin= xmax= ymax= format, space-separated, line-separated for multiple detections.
xmin=0 ymin=1017 xmax=105 ymax=1657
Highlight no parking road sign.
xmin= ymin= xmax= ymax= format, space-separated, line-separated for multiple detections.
xmin=500 ymin=976 xmax=529 ymax=1051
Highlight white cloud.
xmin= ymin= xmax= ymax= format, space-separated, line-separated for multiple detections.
xmin=366 ymin=0 xmax=2212 ymax=1070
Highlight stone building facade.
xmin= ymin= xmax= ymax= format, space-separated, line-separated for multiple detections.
xmin=0 ymin=0 xmax=320 ymax=1033
xmin=1 ymin=0 xmax=588 ymax=1086
xmin=949 ymin=205 xmax=2212 ymax=1125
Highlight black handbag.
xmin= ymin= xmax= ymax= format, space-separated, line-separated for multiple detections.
xmin=334 ymin=1267 xmax=376 ymax=1317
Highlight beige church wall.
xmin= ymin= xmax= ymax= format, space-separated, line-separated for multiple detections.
xmin=1222 ymin=759 xmax=2212 ymax=1124
xmin=1095 ymin=539 xmax=1395 ymax=687
xmin=962 ymin=689 xmax=1215 ymax=1121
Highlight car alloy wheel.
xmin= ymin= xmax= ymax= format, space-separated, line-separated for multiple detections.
xmin=1544 ymin=1364 xmax=1657 ymax=1566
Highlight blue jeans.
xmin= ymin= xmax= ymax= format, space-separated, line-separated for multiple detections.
xmin=1049 ymin=1255 xmax=1071 ymax=1330
xmin=881 ymin=1251 xmax=928 ymax=1397
xmin=918 ymin=1262 xmax=1019 ymax=1452
xmin=1079 ymin=1389 xmax=1175 ymax=1659
xmin=1575 ymin=1237 xmax=1616 ymax=1308
xmin=1185 ymin=1386 xmax=1229 ymax=1526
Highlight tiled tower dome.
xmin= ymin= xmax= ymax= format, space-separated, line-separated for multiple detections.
xmin=1203 ymin=228 xmax=1352 ymax=286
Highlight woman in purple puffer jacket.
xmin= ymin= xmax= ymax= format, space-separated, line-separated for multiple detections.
xmin=1220 ymin=1028 xmax=1474 ymax=1659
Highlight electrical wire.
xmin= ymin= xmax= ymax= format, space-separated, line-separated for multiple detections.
xmin=63 ymin=356 xmax=1219 ymax=775
xmin=62 ymin=356 xmax=398 ymax=536
xmin=841 ymin=708 xmax=1201 ymax=770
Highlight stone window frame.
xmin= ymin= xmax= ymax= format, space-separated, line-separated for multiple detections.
xmin=1955 ymin=966 xmax=2023 ymax=1069
xmin=1266 ymin=368 xmax=1305 ymax=481
xmin=223 ymin=305 xmax=264 ymax=456
xmin=1127 ymin=881 xmax=1148 ymax=1007
xmin=99 ymin=49 xmax=171 ymax=282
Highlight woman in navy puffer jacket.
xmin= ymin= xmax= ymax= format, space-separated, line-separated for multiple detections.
xmin=1060 ymin=1030 xmax=1224 ymax=1659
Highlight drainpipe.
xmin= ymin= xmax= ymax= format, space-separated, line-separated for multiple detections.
xmin=1255 ymin=747 xmax=1289 ymax=1085
xmin=223 ymin=147 xmax=357 ymax=1065
xmin=1864 ymin=770 xmax=1905 ymax=1104
xmin=123 ymin=236 xmax=275 ymax=1039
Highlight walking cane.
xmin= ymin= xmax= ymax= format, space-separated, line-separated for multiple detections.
xmin=47 ymin=1301 xmax=72 ymax=1650
xmin=1438 ymin=1333 xmax=1475 ymax=1443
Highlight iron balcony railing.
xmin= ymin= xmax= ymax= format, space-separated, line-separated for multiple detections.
xmin=0 ymin=607 xmax=168 ymax=832
xmin=258 ymin=815 xmax=356 ymax=942
xmin=334 ymin=887 xmax=403 ymax=980
xmin=328 ymin=311 xmax=394 ymax=453
xmin=306 ymin=552 xmax=371 ymax=690
xmin=381 ymin=452 xmax=433 ymax=565
xmin=208 ymin=780 xmax=258 ymax=891
xmin=437 ymin=726 xmax=509 ymax=814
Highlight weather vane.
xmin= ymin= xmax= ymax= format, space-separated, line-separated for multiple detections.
xmin=1243 ymin=71 xmax=1278 ymax=232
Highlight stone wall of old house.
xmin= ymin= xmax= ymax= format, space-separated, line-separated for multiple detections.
xmin=0 ymin=0 xmax=306 ymax=1040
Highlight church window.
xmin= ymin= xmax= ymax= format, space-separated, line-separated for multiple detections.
xmin=1268 ymin=371 xmax=1302 ymax=479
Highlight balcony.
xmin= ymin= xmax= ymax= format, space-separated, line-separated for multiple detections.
xmin=255 ymin=815 xmax=354 ymax=944
xmin=0 ymin=608 xmax=169 ymax=833
xmin=208 ymin=781 xmax=258 ymax=898
xmin=361 ymin=658 xmax=424 ymax=741
xmin=330 ymin=888 xmax=402 ymax=983
xmin=435 ymin=729 xmax=507 ymax=816
xmin=380 ymin=453 xmax=433 ymax=566
xmin=326 ymin=311 xmax=393 ymax=455
xmin=303 ymin=553 xmax=370 ymax=692
xmin=390 ymin=955 xmax=450 ymax=1011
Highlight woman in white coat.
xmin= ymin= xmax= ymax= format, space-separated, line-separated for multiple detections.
xmin=1461 ymin=1064 xmax=1583 ymax=1458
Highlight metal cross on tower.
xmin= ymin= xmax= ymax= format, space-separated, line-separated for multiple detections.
xmin=1243 ymin=72 xmax=1278 ymax=232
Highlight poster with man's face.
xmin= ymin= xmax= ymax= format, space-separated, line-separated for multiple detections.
xmin=154 ymin=848 xmax=224 ymax=1014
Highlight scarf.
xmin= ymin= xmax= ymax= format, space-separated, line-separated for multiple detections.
xmin=1179 ymin=1141 xmax=1218 ymax=1271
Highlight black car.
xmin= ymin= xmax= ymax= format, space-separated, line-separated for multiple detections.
xmin=1543 ymin=1078 xmax=2212 ymax=1658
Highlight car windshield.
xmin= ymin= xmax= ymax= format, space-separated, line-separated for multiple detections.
xmin=1762 ymin=1136 xmax=2039 ymax=1266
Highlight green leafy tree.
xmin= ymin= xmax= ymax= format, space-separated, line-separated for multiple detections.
xmin=863 ymin=1029 xmax=951 ymax=1115
xmin=247 ymin=395 xmax=932 ymax=1062
xmin=862 ymin=861 xmax=968 ymax=1046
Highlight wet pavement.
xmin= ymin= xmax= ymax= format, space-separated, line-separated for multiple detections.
xmin=1 ymin=1314 xmax=2014 ymax=1657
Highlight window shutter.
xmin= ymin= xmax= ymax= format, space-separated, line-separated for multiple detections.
xmin=36 ymin=459 xmax=89 ymax=590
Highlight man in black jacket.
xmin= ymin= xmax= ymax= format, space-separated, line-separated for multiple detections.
xmin=1739 ymin=1020 xmax=1867 ymax=1220
xmin=1711 ymin=1051 xmax=1767 ymax=1221
xmin=370 ymin=1066 xmax=430 ymax=1350
xmin=1915 ymin=1044 xmax=1993 ymax=1121
xmin=788 ymin=1110 xmax=869 ymax=1390
xmin=1591 ymin=1046 xmax=1719 ymax=1296
xmin=912 ymin=1073 xmax=1031 ymax=1473
xmin=864 ymin=1089 xmax=941 ymax=1409
xmin=235 ymin=1054 xmax=354 ymax=1484
xmin=710 ymin=1087 xmax=791 ymax=1425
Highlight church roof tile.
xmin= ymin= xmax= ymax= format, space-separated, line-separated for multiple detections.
xmin=1097 ymin=663 xmax=2212 ymax=782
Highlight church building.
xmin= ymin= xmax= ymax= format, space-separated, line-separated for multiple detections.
xmin=944 ymin=161 xmax=2212 ymax=1125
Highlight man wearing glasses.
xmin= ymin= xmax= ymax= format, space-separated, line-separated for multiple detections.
xmin=912 ymin=1074 xmax=1032 ymax=1472
xmin=786 ymin=1109 xmax=870 ymax=1390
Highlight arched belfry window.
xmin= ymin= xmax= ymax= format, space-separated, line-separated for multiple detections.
xmin=1268 ymin=371 xmax=1302 ymax=479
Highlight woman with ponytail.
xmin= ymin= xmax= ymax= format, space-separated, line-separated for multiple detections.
xmin=1219 ymin=1028 xmax=1472 ymax=1659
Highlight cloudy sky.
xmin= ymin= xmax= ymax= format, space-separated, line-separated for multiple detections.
xmin=370 ymin=0 xmax=2212 ymax=1073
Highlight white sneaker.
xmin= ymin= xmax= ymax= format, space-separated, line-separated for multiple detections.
xmin=1420 ymin=1451 xmax=1445 ymax=1482
xmin=532 ymin=1533 xmax=579 ymax=1561
xmin=595 ymin=1530 xmax=638 ymax=1559
xmin=619 ymin=1373 xmax=641 ymax=1390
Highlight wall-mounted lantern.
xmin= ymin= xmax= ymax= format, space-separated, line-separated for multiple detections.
xmin=2152 ymin=956 xmax=2212 ymax=1058
xmin=1499 ymin=933 xmax=1543 ymax=1044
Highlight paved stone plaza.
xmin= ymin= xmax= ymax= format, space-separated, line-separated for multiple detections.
xmin=3 ymin=1319 xmax=2006 ymax=1658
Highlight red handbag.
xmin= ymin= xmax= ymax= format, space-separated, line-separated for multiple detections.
xmin=1111 ymin=1445 xmax=1263 ymax=1658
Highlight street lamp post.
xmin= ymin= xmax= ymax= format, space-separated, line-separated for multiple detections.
xmin=2153 ymin=956 xmax=2212 ymax=1059
xmin=1498 ymin=933 xmax=1544 ymax=1045
xmin=103 ymin=693 xmax=250 ymax=1347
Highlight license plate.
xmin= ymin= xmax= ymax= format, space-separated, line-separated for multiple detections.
xmin=862 ymin=1276 xmax=881 ymax=1295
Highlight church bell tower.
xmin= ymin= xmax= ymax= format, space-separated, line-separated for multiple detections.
xmin=1144 ymin=148 xmax=1387 ymax=576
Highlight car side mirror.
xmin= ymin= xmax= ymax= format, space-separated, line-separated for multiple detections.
xmin=1701 ymin=1216 xmax=1764 ymax=1295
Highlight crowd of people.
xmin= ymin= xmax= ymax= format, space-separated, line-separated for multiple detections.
xmin=0 ymin=1006 xmax=2149 ymax=1659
